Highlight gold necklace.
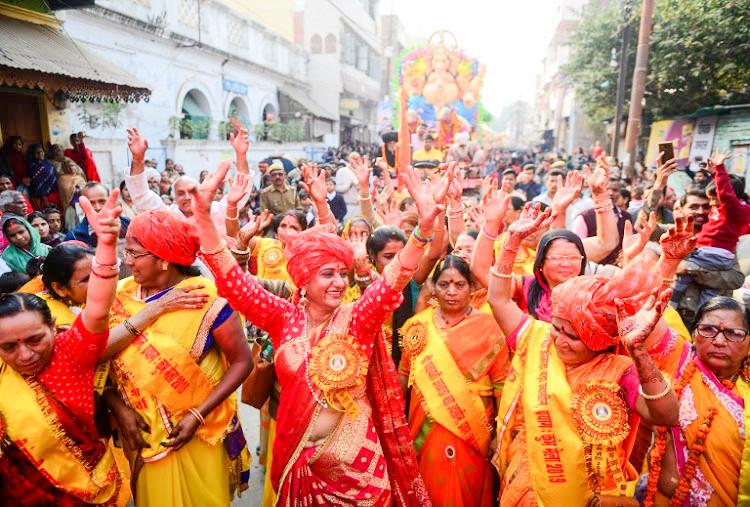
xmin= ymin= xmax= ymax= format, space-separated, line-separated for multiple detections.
xmin=437 ymin=306 xmax=471 ymax=328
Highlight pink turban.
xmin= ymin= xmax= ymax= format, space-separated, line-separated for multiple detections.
xmin=284 ymin=229 xmax=353 ymax=288
xmin=551 ymin=262 xmax=657 ymax=351
xmin=127 ymin=210 xmax=200 ymax=266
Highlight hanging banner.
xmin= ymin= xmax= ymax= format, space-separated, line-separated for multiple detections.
xmin=645 ymin=118 xmax=695 ymax=169
xmin=687 ymin=116 xmax=717 ymax=170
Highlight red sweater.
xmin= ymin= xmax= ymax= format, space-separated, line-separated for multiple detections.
xmin=696 ymin=163 xmax=750 ymax=252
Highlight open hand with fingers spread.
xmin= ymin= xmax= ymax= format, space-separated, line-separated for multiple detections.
xmin=229 ymin=127 xmax=250 ymax=156
xmin=127 ymin=128 xmax=148 ymax=162
xmin=299 ymin=163 xmax=327 ymax=204
xmin=237 ymin=210 xmax=271 ymax=249
xmin=507 ymin=202 xmax=553 ymax=241
xmin=551 ymin=170 xmax=583 ymax=215
xmin=660 ymin=215 xmax=696 ymax=260
xmin=401 ymin=164 xmax=449 ymax=235
xmin=226 ymin=171 xmax=252 ymax=208
xmin=616 ymin=288 xmax=672 ymax=350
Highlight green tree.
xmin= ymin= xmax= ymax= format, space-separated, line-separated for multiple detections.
xmin=565 ymin=0 xmax=750 ymax=126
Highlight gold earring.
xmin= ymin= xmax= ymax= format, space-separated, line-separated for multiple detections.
xmin=162 ymin=262 xmax=168 ymax=271
xmin=298 ymin=288 xmax=308 ymax=308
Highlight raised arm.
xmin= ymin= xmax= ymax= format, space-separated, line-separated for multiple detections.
xmin=225 ymin=171 xmax=253 ymax=239
xmin=125 ymin=128 xmax=167 ymax=213
xmin=350 ymin=156 xmax=381 ymax=227
xmin=446 ymin=162 xmax=465 ymax=246
xmin=616 ymin=288 xmax=679 ymax=426
xmin=229 ymin=125 xmax=250 ymax=175
xmin=488 ymin=203 xmax=553 ymax=337
xmin=79 ymin=189 xmax=122 ymax=334
xmin=300 ymin=163 xmax=334 ymax=227
xmin=549 ymin=171 xmax=580 ymax=230
xmin=639 ymin=153 xmax=674 ymax=221
xmin=581 ymin=158 xmax=619 ymax=262
xmin=187 ymin=162 xmax=292 ymax=335
xmin=470 ymin=188 xmax=509 ymax=289
xmin=621 ymin=211 xmax=657 ymax=266
xmin=381 ymin=163 xmax=448 ymax=291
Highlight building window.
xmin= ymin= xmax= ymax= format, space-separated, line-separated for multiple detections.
xmin=311 ymin=34 xmax=322 ymax=54
xmin=324 ymin=33 xmax=336 ymax=54
xmin=180 ymin=89 xmax=211 ymax=139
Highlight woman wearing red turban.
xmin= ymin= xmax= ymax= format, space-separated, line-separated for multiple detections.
xmin=107 ymin=209 xmax=253 ymax=507
xmin=488 ymin=203 xmax=684 ymax=506
xmin=189 ymin=160 xmax=438 ymax=505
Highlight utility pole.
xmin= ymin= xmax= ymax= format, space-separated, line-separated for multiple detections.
xmin=611 ymin=0 xmax=632 ymax=159
xmin=624 ymin=0 xmax=655 ymax=179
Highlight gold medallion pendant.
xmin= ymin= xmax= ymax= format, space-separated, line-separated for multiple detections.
xmin=400 ymin=320 xmax=427 ymax=358
xmin=572 ymin=381 xmax=630 ymax=446
xmin=309 ymin=333 xmax=367 ymax=418
xmin=262 ymin=245 xmax=284 ymax=268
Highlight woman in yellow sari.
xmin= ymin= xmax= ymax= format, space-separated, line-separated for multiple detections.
xmin=400 ymin=255 xmax=510 ymax=506
xmin=643 ymin=296 xmax=750 ymax=506
xmin=107 ymin=209 xmax=252 ymax=507
xmin=488 ymin=204 xmax=679 ymax=506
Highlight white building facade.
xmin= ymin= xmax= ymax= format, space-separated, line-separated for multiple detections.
xmin=53 ymin=0 xmax=329 ymax=187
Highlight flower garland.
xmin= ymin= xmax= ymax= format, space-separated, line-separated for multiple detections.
xmin=643 ymin=359 xmax=719 ymax=506
xmin=643 ymin=359 xmax=697 ymax=507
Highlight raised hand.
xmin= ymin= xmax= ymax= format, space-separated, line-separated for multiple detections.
xmin=402 ymin=164 xmax=447 ymax=231
xmin=376 ymin=198 xmax=401 ymax=227
xmin=584 ymin=157 xmax=609 ymax=196
xmin=226 ymin=171 xmax=252 ymax=207
xmin=507 ymin=202 xmax=553 ymax=241
xmin=79 ymin=189 xmax=122 ymax=246
xmin=127 ymin=128 xmax=148 ymax=162
xmin=551 ymin=170 xmax=583 ymax=214
xmin=237 ymin=210 xmax=271 ymax=249
xmin=655 ymin=152 xmax=677 ymax=187
xmin=299 ymin=163 xmax=327 ymax=204
xmin=350 ymin=155 xmax=372 ymax=191
xmin=616 ymin=288 xmax=672 ymax=350
xmin=622 ymin=211 xmax=657 ymax=265
xmin=467 ymin=203 xmax=486 ymax=231
xmin=660 ymin=215 xmax=696 ymax=260
xmin=187 ymin=161 xmax=232 ymax=217
xmin=229 ymin=126 xmax=250 ymax=155
xmin=708 ymin=150 xmax=731 ymax=170
xmin=483 ymin=188 xmax=510 ymax=231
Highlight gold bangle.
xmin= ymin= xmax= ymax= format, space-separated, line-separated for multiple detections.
xmin=200 ymin=239 xmax=227 ymax=256
xmin=490 ymin=267 xmax=513 ymax=279
xmin=226 ymin=215 xmax=239 ymax=222
xmin=638 ymin=379 xmax=671 ymax=401
xmin=230 ymin=247 xmax=251 ymax=256
xmin=188 ymin=407 xmax=206 ymax=425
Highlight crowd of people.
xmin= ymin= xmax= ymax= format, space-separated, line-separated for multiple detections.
xmin=0 ymin=115 xmax=749 ymax=507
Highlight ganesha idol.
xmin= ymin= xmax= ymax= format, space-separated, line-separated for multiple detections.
xmin=400 ymin=30 xmax=486 ymax=129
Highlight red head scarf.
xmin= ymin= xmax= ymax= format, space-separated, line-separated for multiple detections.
xmin=551 ymin=262 xmax=657 ymax=351
xmin=284 ymin=228 xmax=353 ymax=289
xmin=127 ymin=210 xmax=200 ymax=266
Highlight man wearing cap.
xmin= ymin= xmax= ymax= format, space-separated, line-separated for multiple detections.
xmin=260 ymin=162 xmax=299 ymax=216
xmin=412 ymin=134 xmax=443 ymax=164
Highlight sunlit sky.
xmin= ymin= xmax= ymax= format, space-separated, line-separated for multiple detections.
xmin=388 ymin=0 xmax=562 ymax=115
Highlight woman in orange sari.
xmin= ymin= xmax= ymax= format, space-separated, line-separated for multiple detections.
xmin=488 ymin=204 xmax=679 ymax=506
xmin=642 ymin=296 xmax=750 ymax=506
xmin=189 ymin=161 xmax=437 ymax=505
xmin=400 ymin=255 xmax=509 ymax=506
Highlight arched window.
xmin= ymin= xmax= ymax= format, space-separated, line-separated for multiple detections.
xmin=324 ymin=33 xmax=336 ymax=54
xmin=310 ymin=34 xmax=322 ymax=54
xmin=180 ymin=89 xmax=211 ymax=139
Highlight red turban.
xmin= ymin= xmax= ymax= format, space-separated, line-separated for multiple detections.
xmin=127 ymin=210 xmax=200 ymax=266
xmin=284 ymin=229 xmax=353 ymax=288
xmin=551 ymin=262 xmax=657 ymax=351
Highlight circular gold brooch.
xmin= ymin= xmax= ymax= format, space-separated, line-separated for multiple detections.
xmin=309 ymin=333 xmax=367 ymax=393
xmin=400 ymin=320 xmax=427 ymax=358
xmin=571 ymin=381 xmax=630 ymax=446
xmin=262 ymin=245 xmax=284 ymax=268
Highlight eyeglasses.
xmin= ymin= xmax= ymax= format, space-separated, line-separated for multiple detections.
xmin=695 ymin=323 xmax=749 ymax=343
xmin=123 ymin=249 xmax=154 ymax=260
xmin=546 ymin=255 xmax=583 ymax=264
